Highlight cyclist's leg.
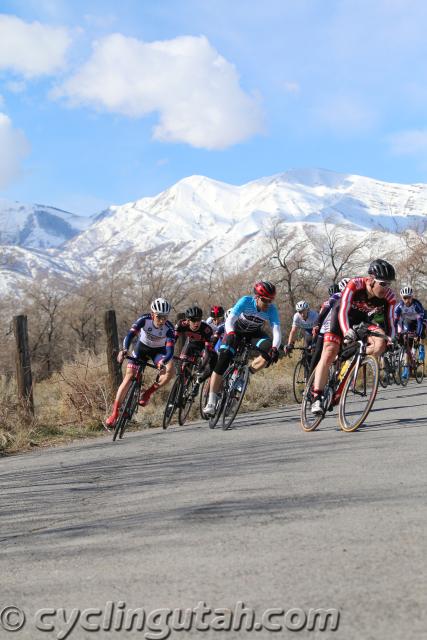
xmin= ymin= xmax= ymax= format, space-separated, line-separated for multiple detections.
xmin=249 ymin=332 xmax=271 ymax=372
xmin=205 ymin=333 xmax=239 ymax=414
xmin=366 ymin=324 xmax=386 ymax=356
xmin=139 ymin=346 xmax=174 ymax=406
xmin=308 ymin=334 xmax=324 ymax=378
xmin=106 ymin=357 xmax=138 ymax=425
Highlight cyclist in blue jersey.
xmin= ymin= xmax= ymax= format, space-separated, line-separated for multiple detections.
xmin=394 ymin=287 xmax=425 ymax=339
xmin=204 ymin=281 xmax=282 ymax=416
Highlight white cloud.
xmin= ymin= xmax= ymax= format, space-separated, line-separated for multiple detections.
xmin=0 ymin=113 xmax=31 ymax=189
xmin=0 ymin=14 xmax=71 ymax=78
xmin=283 ymin=82 xmax=300 ymax=94
xmin=53 ymin=33 xmax=263 ymax=150
xmin=388 ymin=129 xmax=427 ymax=155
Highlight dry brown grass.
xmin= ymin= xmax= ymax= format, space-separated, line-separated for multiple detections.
xmin=0 ymin=351 xmax=299 ymax=454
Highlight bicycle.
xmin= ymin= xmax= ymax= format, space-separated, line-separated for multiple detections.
xmin=379 ymin=341 xmax=400 ymax=388
xmin=398 ymin=332 xmax=424 ymax=386
xmin=162 ymin=354 xmax=201 ymax=428
xmin=291 ymin=345 xmax=314 ymax=403
xmin=208 ymin=338 xmax=263 ymax=431
xmin=112 ymin=356 xmax=159 ymax=441
xmin=301 ymin=323 xmax=388 ymax=433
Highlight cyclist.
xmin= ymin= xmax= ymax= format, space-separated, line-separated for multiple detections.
xmin=308 ymin=278 xmax=350 ymax=377
xmin=310 ymin=260 xmax=396 ymax=414
xmin=204 ymin=281 xmax=282 ymax=416
xmin=285 ymin=301 xmax=319 ymax=353
xmin=105 ymin=298 xmax=175 ymax=426
xmin=206 ymin=305 xmax=225 ymax=329
xmin=175 ymin=306 xmax=216 ymax=391
xmin=394 ymin=286 xmax=425 ymax=376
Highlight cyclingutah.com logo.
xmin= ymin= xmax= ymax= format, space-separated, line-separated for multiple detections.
xmin=0 ymin=601 xmax=340 ymax=639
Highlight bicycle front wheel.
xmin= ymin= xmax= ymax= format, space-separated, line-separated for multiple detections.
xmin=292 ymin=358 xmax=306 ymax=403
xmin=339 ymin=356 xmax=379 ymax=432
xmin=199 ymin=378 xmax=210 ymax=420
xmin=163 ymin=377 xmax=182 ymax=429
xmin=378 ymin=356 xmax=388 ymax=388
xmin=300 ymin=370 xmax=324 ymax=432
xmin=414 ymin=348 xmax=424 ymax=384
xmin=178 ymin=377 xmax=194 ymax=425
xmin=398 ymin=350 xmax=409 ymax=387
xmin=113 ymin=381 xmax=138 ymax=441
xmin=222 ymin=366 xmax=250 ymax=430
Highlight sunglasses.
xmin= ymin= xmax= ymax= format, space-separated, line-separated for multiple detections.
xmin=154 ymin=313 xmax=168 ymax=319
xmin=402 ymin=295 xmax=412 ymax=300
xmin=258 ymin=296 xmax=273 ymax=304
xmin=374 ymin=280 xmax=391 ymax=288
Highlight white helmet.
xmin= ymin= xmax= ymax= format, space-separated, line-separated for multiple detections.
xmin=150 ymin=297 xmax=171 ymax=315
xmin=296 ymin=300 xmax=309 ymax=312
xmin=225 ymin=308 xmax=233 ymax=319
xmin=400 ymin=286 xmax=413 ymax=297
xmin=339 ymin=278 xmax=350 ymax=292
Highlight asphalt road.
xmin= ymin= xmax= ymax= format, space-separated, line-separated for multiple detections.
xmin=1 ymin=380 xmax=426 ymax=640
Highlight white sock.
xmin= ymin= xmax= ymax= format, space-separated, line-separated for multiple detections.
xmin=208 ymin=392 xmax=218 ymax=404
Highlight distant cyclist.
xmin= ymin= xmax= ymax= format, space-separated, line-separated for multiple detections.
xmin=105 ymin=298 xmax=175 ymax=426
xmin=175 ymin=306 xmax=216 ymax=389
xmin=310 ymin=260 xmax=396 ymax=414
xmin=204 ymin=281 xmax=282 ymax=416
xmin=394 ymin=287 xmax=425 ymax=341
xmin=285 ymin=300 xmax=319 ymax=353
xmin=206 ymin=305 xmax=225 ymax=329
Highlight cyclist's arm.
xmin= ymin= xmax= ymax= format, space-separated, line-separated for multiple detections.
xmin=272 ymin=323 xmax=282 ymax=349
xmin=385 ymin=291 xmax=396 ymax=339
xmin=287 ymin=324 xmax=298 ymax=346
xmin=161 ymin=325 xmax=176 ymax=364
xmin=123 ymin=316 xmax=146 ymax=350
xmin=415 ymin=301 xmax=425 ymax=336
xmin=224 ymin=311 xmax=238 ymax=334
xmin=338 ymin=282 xmax=357 ymax=334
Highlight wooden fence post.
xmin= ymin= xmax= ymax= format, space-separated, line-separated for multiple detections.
xmin=13 ymin=315 xmax=34 ymax=415
xmin=104 ymin=309 xmax=123 ymax=394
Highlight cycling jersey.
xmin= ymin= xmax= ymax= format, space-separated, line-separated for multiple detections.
xmin=225 ymin=295 xmax=282 ymax=348
xmin=175 ymin=319 xmax=213 ymax=351
xmin=338 ymin=277 xmax=396 ymax=338
xmin=123 ymin=314 xmax=175 ymax=362
xmin=317 ymin=293 xmax=341 ymax=335
xmin=394 ymin=299 xmax=425 ymax=336
xmin=292 ymin=309 xmax=319 ymax=333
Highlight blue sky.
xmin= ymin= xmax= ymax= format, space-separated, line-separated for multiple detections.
xmin=1 ymin=0 xmax=427 ymax=214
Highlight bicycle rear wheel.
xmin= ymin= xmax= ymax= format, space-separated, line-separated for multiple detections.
xmin=292 ymin=358 xmax=306 ymax=403
xmin=300 ymin=370 xmax=324 ymax=432
xmin=413 ymin=347 xmax=424 ymax=383
xmin=199 ymin=378 xmax=210 ymax=420
xmin=222 ymin=365 xmax=250 ymax=430
xmin=163 ymin=377 xmax=182 ymax=429
xmin=339 ymin=355 xmax=379 ymax=432
xmin=113 ymin=381 xmax=138 ymax=441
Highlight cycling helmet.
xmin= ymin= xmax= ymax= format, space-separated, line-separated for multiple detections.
xmin=339 ymin=278 xmax=351 ymax=292
xmin=368 ymin=259 xmax=396 ymax=281
xmin=253 ymin=280 xmax=276 ymax=300
xmin=210 ymin=305 xmax=224 ymax=318
xmin=150 ymin=297 xmax=171 ymax=315
xmin=296 ymin=300 xmax=309 ymax=312
xmin=400 ymin=286 xmax=413 ymax=297
xmin=328 ymin=284 xmax=340 ymax=296
xmin=225 ymin=308 xmax=232 ymax=319
xmin=185 ymin=306 xmax=203 ymax=320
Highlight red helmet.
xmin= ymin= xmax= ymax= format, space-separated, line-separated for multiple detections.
xmin=253 ymin=280 xmax=276 ymax=300
xmin=210 ymin=305 xmax=224 ymax=318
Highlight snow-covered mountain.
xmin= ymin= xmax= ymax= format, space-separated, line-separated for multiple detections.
xmin=1 ymin=168 xmax=427 ymax=296
xmin=0 ymin=200 xmax=93 ymax=249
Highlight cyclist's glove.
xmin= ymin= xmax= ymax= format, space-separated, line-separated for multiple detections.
xmin=269 ymin=347 xmax=279 ymax=364
xmin=343 ymin=328 xmax=357 ymax=344
xmin=284 ymin=344 xmax=294 ymax=355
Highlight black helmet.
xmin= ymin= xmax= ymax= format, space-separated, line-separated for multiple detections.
xmin=368 ymin=259 xmax=396 ymax=281
xmin=185 ymin=306 xmax=203 ymax=320
xmin=328 ymin=284 xmax=340 ymax=296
